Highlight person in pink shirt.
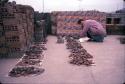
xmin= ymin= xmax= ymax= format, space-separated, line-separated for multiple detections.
xmin=77 ymin=19 xmax=107 ymax=42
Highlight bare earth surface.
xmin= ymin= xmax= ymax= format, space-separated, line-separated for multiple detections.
xmin=0 ymin=35 xmax=125 ymax=84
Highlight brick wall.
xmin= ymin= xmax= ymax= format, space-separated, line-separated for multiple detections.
xmin=51 ymin=11 xmax=106 ymax=36
xmin=0 ymin=1 xmax=34 ymax=57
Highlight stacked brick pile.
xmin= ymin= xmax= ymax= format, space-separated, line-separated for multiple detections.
xmin=0 ymin=1 xmax=34 ymax=57
xmin=51 ymin=11 xmax=106 ymax=35
xmin=9 ymin=42 xmax=46 ymax=77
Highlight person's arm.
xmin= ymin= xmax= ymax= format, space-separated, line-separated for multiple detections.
xmin=81 ymin=22 xmax=89 ymax=37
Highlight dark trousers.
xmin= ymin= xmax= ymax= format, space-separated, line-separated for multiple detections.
xmin=87 ymin=31 xmax=104 ymax=42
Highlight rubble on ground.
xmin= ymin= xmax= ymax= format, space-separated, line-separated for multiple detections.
xmin=65 ymin=36 xmax=94 ymax=66
xmin=9 ymin=66 xmax=44 ymax=77
xmin=16 ymin=59 xmax=41 ymax=66
xmin=57 ymin=35 xmax=64 ymax=43
xmin=120 ymin=37 xmax=125 ymax=44
xmin=9 ymin=42 xmax=46 ymax=77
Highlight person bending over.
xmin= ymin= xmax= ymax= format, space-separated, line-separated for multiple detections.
xmin=77 ymin=19 xmax=107 ymax=42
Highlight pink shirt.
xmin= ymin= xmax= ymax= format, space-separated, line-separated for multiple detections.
xmin=81 ymin=20 xmax=106 ymax=37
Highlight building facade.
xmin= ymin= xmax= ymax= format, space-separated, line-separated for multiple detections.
xmin=106 ymin=0 xmax=125 ymax=35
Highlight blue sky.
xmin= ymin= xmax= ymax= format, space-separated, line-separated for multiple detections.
xmin=10 ymin=0 xmax=124 ymax=12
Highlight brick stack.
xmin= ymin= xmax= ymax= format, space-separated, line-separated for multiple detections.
xmin=51 ymin=11 xmax=106 ymax=36
xmin=0 ymin=1 xmax=34 ymax=57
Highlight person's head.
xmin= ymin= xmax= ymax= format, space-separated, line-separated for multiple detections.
xmin=77 ymin=19 xmax=84 ymax=25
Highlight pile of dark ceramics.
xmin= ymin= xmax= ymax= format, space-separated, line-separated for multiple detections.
xmin=9 ymin=42 xmax=47 ymax=77
xmin=65 ymin=36 xmax=94 ymax=66
xmin=120 ymin=37 xmax=125 ymax=44
xmin=57 ymin=35 xmax=64 ymax=43
xmin=9 ymin=66 xmax=43 ymax=77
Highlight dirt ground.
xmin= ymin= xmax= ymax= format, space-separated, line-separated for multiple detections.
xmin=0 ymin=35 xmax=125 ymax=84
